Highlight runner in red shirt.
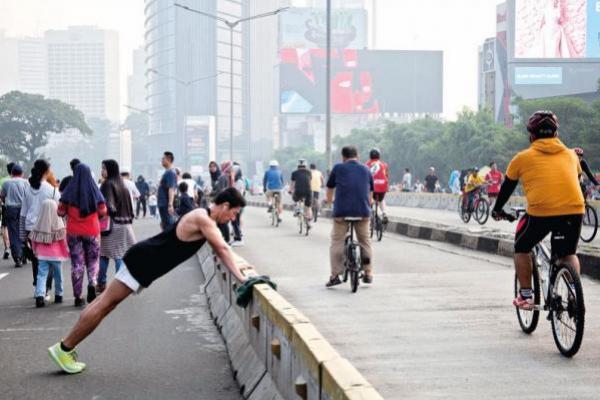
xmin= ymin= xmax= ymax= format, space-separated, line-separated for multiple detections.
xmin=366 ymin=149 xmax=389 ymax=223
xmin=485 ymin=161 xmax=503 ymax=199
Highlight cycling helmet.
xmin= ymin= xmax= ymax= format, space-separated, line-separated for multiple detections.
xmin=573 ymin=147 xmax=584 ymax=157
xmin=526 ymin=110 xmax=559 ymax=137
xmin=269 ymin=160 xmax=279 ymax=167
xmin=369 ymin=148 xmax=381 ymax=160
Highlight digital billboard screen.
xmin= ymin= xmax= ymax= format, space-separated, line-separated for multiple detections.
xmin=279 ymin=49 xmax=443 ymax=115
xmin=515 ymin=0 xmax=600 ymax=58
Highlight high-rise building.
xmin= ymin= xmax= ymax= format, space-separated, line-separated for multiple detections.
xmin=127 ymin=47 xmax=147 ymax=112
xmin=0 ymin=32 xmax=48 ymax=97
xmin=45 ymin=26 xmax=120 ymax=122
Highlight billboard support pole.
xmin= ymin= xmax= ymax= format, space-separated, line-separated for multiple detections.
xmin=326 ymin=0 xmax=332 ymax=172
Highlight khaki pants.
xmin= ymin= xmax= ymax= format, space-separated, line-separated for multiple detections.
xmin=329 ymin=218 xmax=373 ymax=276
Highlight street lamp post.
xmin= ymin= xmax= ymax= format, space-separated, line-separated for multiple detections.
xmin=174 ymin=3 xmax=289 ymax=162
xmin=326 ymin=0 xmax=332 ymax=172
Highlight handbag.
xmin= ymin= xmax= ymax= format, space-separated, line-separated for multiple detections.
xmin=99 ymin=216 xmax=112 ymax=237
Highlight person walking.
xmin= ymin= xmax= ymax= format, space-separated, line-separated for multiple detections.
xmin=148 ymin=190 xmax=158 ymax=219
xmin=402 ymin=168 xmax=412 ymax=192
xmin=231 ymin=164 xmax=246 ymax=247
xmin=120 ymin=172 xmax=140 ymax=214
xmin=158 ymin=152 xmax=178 ymax=231
xmin=0 ymin=164 xmax=28 ymax=268
xmin=98 ymin=160 xmax=136 ymax=294
xmin=59 ymin=163 xmax=107 ymax=306
xmin=208 ymin=161 xmax=222 ymax=192
xmin=176 ymin=182 xmax=195 ymax=217
xmin=0 ymin=162 xmax=16 ymax=260
xmin=485 ymin=161 xmax=504 ymax=200
xmin=21 ymin=160 xmax=61 ymax=292
xmin=31 ymin=199 xmax=69 ymax=308
xmin=135 ymin=175 xmax=150 ymax=218
xmin=325 ymin=146 xmax=374 ymax=287
xmin=424 ymin=167 xmax=438 ymax=193
xmin=214 ymin=161 xmax=234 ymax=242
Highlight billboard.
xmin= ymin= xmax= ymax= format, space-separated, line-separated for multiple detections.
xmin=279 ymin=7 xmax=367 ymax=49
xmin=515 ymin=0 xmax=600 ymax=58
xmin=185 ymin=116 xmax=216 ymax=174
xmin=279 ymin=49 xmax=443 ymax=115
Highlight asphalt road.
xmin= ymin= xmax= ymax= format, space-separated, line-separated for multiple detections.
xmin=0 ymin=218 xmax=241 ymax=400
xmin=236 ymin=206 xmax=600 ymax=400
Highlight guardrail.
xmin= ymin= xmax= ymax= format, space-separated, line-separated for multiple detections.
xmin=196 ymin=245 xmax=384 ymax=400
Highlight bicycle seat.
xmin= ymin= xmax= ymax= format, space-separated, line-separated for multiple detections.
xmin=344 ymin=217 xmax=363 ymax=222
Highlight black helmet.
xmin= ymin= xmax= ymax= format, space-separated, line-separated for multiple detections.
xmin=369 ymin=148 xmax=381 ymax=160
xmin=527 ymin=110 xmax=559 ymax=137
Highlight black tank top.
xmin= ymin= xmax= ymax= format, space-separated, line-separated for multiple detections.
xmin=123 ymin=217 xmax=206 ymax=287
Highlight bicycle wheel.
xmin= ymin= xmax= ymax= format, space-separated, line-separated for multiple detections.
xmin=475 ymin=198 xmax=490 ymax=225
xmin=549 ymin=263 xmax=585 ymax=357
xmin=580 ymin=204 xmax=598 ymax=243
xmin=514 ymin=263 xmax=540 ymax=334
xmin=458 ymin=195 xmax=471 ymax=223
xmin=376 ymin=216 xmax=383 ymax=242
xmin=370 ymin=215 xmax=375 ymax=238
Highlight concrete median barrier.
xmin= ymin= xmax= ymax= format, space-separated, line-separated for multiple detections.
xmin=196 ymin=245 xmax=384 ymax=400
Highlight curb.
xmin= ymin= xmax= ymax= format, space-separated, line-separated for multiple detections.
xmin=248 ymin=200 xmax=600 ymax=282
xmin=196 ymin=246 xmax=384 ymax=400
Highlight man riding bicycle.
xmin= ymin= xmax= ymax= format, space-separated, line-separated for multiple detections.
xmin=492 ymin=110 xmax=585 ymax=310
xmin=463 ymin=167 xmax=485 ymax=212
xmin=573 ymin=147 xmax=599 ymax=198
xmin=290 ymin=159 xmax=313 ymax=230
xmin=263 ymin=160 xmax=284 ymax=223
xmin=326 ymin=146 xmax=374 ymax=287
xmin=365 ymin=148 xmax=389 ymax=224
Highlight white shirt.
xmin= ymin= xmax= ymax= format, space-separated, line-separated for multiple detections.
xmin=123 ymin=179 xmax=140 ymax=206
xmin=402 ymin=173 xmax=412 ymax=188
xmin=182 ymin=178 xmax=198 ymax=199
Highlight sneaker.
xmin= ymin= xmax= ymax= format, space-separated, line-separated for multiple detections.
xmin=74 ymin=297 xmax=85 ymax=307
xmin=3 ymin=250 xmax=9 ymax=260
xmin=14 ymin=261 xmax=22 ymax=268
xmin=48 ymin=343 xmax=86 ymax=374
xmin=54 ymin=295 xmax=63 ymax=304
xmin=325 ymin=276 xmax=343 ymax=288
xmin=35 ymin=296 xmax=45 ymax=308
xmin=231 ymin=240 xmax=245 ymax=248
xmin=513 ymin=294 xmax=534 ymax=310
xmin=86 ymin=285 xmax=96 ymax=303
xmin=277 ymin=217 xmax=282 ymax=223
xmin=45 ymin=292 xmax=51 ymax=302
xmin=362 ymin=274 xmax=373 ymax=284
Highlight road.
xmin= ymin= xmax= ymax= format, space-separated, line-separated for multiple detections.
xmin=0 ymin=218 xmax=241 ymax=400
xmin=236 ymin=206 xmax=600 ymax=399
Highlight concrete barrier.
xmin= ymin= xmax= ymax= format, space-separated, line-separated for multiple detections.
xmin=196 ymin=245 xmax=384 ymax=400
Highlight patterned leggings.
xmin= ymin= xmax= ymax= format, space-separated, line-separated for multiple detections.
xmin=67 ymin=234 xmax=100 ymax=298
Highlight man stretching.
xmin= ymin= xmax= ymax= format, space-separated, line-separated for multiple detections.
xmin=48 ymin=188 xmax=249 ymax=374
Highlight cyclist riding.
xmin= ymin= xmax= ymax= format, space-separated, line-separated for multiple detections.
xmin=263 ymin=160 xmax=284 ymax=223
xmin=289 ymin=159 xmax=313 ymax=230
xmin=573 ymin=147 xmax=599 ymax=197
xmin=365 ymin=148 xmax=389 ymax=224
xmin=492 ymin=110 xmax=585 ymax=310
xmin=463 ymin=167 xmax=485 ymax=212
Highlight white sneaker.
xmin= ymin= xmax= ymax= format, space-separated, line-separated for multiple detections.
xmin=231 ymin=240 xmax=245 ymax=248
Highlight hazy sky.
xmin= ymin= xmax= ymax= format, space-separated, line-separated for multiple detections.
xmin=0 ymin=0 xmax=500 ymax=119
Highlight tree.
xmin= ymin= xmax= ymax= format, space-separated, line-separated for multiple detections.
xmin=0 ymin=91 xmax=91 ymax=168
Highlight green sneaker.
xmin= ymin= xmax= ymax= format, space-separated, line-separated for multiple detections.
xmin=48 ymin=343 xmax=86 ymax=374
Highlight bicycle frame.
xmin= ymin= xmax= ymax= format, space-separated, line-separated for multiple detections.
xmin=532 ymin=243 xmax=552 ymax=307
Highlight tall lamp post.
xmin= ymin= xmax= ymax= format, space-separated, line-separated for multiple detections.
xmin=174 ymin=3 xmax=289 ymax=162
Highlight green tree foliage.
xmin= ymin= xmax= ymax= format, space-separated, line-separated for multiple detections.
xmin=0 ymin=91 xmax=91 ymax=168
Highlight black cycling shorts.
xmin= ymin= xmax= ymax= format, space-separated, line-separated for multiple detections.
xmin=293 ymin=192 xmax=312 ymax=207
xmin=373 ymin=192 xmax=386 ymax=202
xmin=514 ymin=213 xmax=582 ymax=258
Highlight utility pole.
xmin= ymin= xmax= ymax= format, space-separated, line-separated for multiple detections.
xmin=326 ymin=0 xmax=332 ymax=172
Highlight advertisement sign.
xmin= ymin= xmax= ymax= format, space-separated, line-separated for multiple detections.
xmin=185 ymin=116 xmax=216 ymax=173
xmin=483 ymin=39 xmax=496 ymax=72
xmin=279 ymin=49 xmax=443 ymax=115
xmin=514 ymin=66 xmax=563 ymax=84
xmin=279 ymin=8 xmax=367 ymax=49
xmin=515 ymin=0 xmax=600 ymax=58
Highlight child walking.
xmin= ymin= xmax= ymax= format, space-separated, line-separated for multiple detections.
xmin=30 ymin=199 xmax=69 ymax=308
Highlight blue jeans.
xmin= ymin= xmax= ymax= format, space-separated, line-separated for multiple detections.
xmin=35 ymin=260 xmax=63 ymax=298
xmin=98 ymin=256 xmax=123 ymax=285
xmin=5 ymin=206 xmax=22 ymax=262
xmin=158 ymin=206 xmax=175 ymax=231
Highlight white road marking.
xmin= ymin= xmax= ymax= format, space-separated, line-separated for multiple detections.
xmin=0 ymin=327 xmax=61 ymax=332
xmin=0 ymin=273 xmax=8 ymax=281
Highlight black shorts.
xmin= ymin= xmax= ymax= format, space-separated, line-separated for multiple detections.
xmin=0 ymin=206 xmax=6 ymax=228
xmin=373 ymin=192 xmax=386 ymax=202
xmin=293 ymin=192 xmax=312 ymax=207
xmin=514 ymin=213 xmax=583 ymax=258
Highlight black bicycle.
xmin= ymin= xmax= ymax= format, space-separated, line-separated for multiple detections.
xmin=370 ymin=201 xmax=385 ymax=241
xmin=501 ymin=207 xmax=585 ymax=357
xmin=342 ymin=218 xmax=365 ymax=293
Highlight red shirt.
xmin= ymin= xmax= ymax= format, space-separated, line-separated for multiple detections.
xmin=366 ymin=160 xmax=389 ymax=193
xmin=485 ymin=170 xmax=503 ymax=194
xmin=58 ymin=202 xmax=107 ymax=237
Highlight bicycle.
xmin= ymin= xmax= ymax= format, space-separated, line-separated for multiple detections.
xmin=270 ymin=193 xmax=281 ymax=228
xmin=342 ymin=217 xmax=365 ymax=293
xmin=294 ymin=200 xmax=310 ymax=236
xmin=500 ymin=207 xmax=585 ymax=357
xmin=458 ymin=187 xmax=490 ymax=225
xmin=370 ymin=201 xmax=385 ymax=241
xmin=580 ymin=186 xmax=598 ymax=243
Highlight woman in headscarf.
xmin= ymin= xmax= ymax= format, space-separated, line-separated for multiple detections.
xmin=58 ymin=163 xmax=107 ymax=306
xmin=208 ymin=161 xmax=221 ymax=191
xmin=213 ymin=161 xmax=234 ymax=242
xmin=98 ymin=160 xmax=136 ymax=294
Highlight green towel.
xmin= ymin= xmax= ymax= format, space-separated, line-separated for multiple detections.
xmin=235 ymin=275 xmax=277 ymax=308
